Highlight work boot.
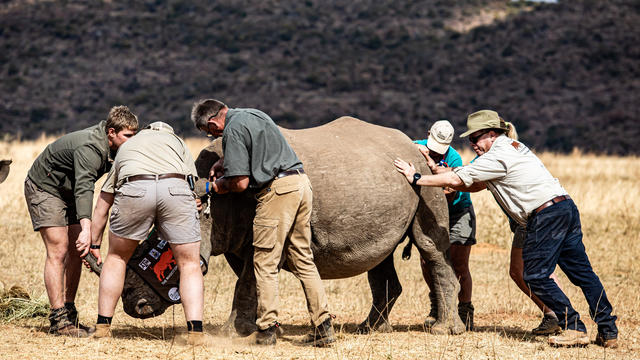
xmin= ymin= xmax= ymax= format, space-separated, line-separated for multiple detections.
xmin=65 ymin=303 xmax=95 ymax=335
xmin=187 ymin=331 xmax=205 ymax=346
xmin=255 ymin=322 xmax=279 ymax=345
xmin=424 ymin=292 xmax=438 ymax=328
xmin=302 ymin=316 xmax=335 ymax=347
xmin=458 ymin=301 xmax=474 ymax=331
xmin=532 ymin=313 xmax=561 ymax=335
xmin=548 ymin=329 xmax=589 ymax=347
xmin=594 ymin=333 xmax=618 ymax=349
xmin=93 ymin=324 xmax=112 ymax=338
xmin=48 ymin=307 xmax=89 ymax=338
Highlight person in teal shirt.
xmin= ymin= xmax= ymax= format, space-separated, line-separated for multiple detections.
xmin=414 ymin=120 xmax=476 ymax=331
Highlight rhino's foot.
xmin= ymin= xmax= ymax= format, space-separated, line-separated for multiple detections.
xmin=221 ymin=314 xmax=257 ymax=337
xmin=356 ymin=319 xmax=393 ymax=334
xmin=426 ymin=319 xmax=465 ymax=335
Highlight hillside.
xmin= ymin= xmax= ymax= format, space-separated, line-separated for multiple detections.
xmin=1 ymin=0 xmax=638 ymax=154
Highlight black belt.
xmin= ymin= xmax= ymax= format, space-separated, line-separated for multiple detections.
xmin=533 ymin=195 xmax=570 ymax=215
xmin=123 ymin=173 xmax=187 ymax=184
xmin=275 ymin=168 xmax=304 ymax=179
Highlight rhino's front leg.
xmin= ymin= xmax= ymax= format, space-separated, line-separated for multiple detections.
xmin=221 ymin=252 xmax=258 ymax=337
xmin=356 ymin=253 xmax=401 ymax=334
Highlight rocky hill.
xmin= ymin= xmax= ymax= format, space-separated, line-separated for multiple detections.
xmin=1 ymin=0 xmax=638 ymax=154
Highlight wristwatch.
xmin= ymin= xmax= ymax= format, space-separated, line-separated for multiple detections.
xmin=412 ymin=173 xmax=422 ymax=185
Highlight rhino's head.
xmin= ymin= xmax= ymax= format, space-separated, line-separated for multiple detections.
xmin=121 ymin=268 xmax=170 ymax=318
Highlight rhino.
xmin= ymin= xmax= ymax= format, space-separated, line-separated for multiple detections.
xmin=109 ymin=117 xmax=464 ymax=335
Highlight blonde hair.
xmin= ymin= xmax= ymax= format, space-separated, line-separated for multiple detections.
xmin=106 ymin=105 xmax=139 ymax=133
xmin=504 ymin=121 xmax=518 ymax=140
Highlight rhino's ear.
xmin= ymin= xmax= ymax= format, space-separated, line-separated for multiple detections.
xmin=195 ymin=140 xmax=223 ymax=179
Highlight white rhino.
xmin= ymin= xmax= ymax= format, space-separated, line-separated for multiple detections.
xmin=112 ymin=117 xmax=464 ymax=335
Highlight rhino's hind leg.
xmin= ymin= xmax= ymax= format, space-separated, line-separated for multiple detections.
xmin=356 ymin=253 xmax=401 ymax=334
xmin=411 ymin=217 xmax=465 ymax=335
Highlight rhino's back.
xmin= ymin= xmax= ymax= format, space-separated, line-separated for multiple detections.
xmin=282 ymin=117 xmax=439 ymax=278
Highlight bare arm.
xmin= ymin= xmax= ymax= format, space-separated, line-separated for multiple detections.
xmin=87 ymin=191 xmax=115 ymax=264
xmin=394 ymin=158 xmax=464 ymax=187
xmin=213 ymin=175 xmax=250 ymax=194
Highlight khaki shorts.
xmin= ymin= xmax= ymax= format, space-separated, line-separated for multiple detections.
xmin=109 ymin=178 xmax=201 ymax=244
xmin=24 ymin=177 xmax=78 ymax=231
xmin=449 ymin=205 xmax=476 ymax=246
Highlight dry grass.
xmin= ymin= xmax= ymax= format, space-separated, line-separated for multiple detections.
xmin=0 ymin=138 xmax=638 ymax=359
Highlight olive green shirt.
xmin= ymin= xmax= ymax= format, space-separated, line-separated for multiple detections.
xmin=101 ymin=123 xmax=197 ymax=193
xmin=222 ymin=108 xmax=302 ymax=188
xmin=27 ymin=121 xmax=114 ymax=220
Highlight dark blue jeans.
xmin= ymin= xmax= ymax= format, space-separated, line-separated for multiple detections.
xmin=523 ymin=199 xmax=617 ymax=339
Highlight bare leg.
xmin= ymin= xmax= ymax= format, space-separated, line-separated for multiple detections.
xmin=509 ymin=246 xmax=561 ymax=313
xmin=64 ymin=224 xmax=83 ymax=303
xmin=40 ymin=226 xmax=70 ymax=309
xmin=449 ymin=244 xmax=472 ymax=303
xmin=97 ymin=232 xmax=138 ymax=317
xmin=171 ymin=241 xmax=204 ymax=322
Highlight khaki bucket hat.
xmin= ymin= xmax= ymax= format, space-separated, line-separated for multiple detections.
xmin=460 ymin=110 xmax=509 ymax=137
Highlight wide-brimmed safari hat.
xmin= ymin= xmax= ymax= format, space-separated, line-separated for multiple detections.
xmin=427 ymin=120 xmax=454 ymax=155
xmin=460 ymin=110 xmax=509 ymax=137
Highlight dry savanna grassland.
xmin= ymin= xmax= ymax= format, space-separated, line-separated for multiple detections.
xmin=0 ymin=136 xmax=638 ymax=360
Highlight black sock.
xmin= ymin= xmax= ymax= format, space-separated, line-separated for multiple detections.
xmin=187 ymin=320 xmax=203 ymax=332
xmin=97 ymin=315 xmax=112 ymax=325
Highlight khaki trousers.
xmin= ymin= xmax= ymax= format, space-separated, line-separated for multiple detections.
xmin=253 ymin=173 xmax=330 ymax=330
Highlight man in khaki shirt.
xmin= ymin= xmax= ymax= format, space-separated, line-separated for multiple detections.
xmin=394 ymin=110 xmax=618 ymax=349
xmin=89 ymin=122 xmax=205 ymax=345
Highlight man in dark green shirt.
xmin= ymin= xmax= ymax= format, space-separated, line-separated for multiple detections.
xmin=24 ymin=105 xmax=138 ymax=337
xmin=191 ymin=99 xmax=334 ymax=346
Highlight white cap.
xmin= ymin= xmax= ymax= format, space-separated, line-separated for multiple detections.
xmin=426 ymin=120 xmax=454 ymax=155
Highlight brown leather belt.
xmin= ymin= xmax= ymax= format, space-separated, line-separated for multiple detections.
xmin=123 ymin=173 xmax=187 ymax=184
xmin=534 ymin=195 xmax=570 ymax=215
xmin=275 ymin=168 xmax=305 ymax=179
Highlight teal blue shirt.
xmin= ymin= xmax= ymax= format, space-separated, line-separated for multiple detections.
xmin=414 ymin=139 xmax=472 ymax=215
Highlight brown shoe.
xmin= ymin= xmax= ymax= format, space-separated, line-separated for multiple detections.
xmin=302 ymin=317 xmax=335 ymax=347
xmin=65 ymin=303 xmax=95 ymax=335
xmin=187 ymin=331 xmax=205 ymax=345
xmin=548 ymin=329 xmax=589 ymax=347
xmin=532 ymin=314 xmax=561 ymax=335
xmin=48 ymin=307 xmax=88 ymax=337
xmin=594 ymin=334 xmax=618 ymax=348
xmin=53 ymin=324 xmax=90 ymax=337
xmin=93 ymin=324 xmax=112 ymax=338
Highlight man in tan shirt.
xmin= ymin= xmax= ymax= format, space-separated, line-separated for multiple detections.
xmin=89 ymin=122 xmax=205 ymax=345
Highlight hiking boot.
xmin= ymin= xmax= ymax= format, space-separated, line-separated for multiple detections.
xmin=65 ymin=303 xmax=95 ymax=335
xmin=458 ymin=301 xmax=474 ymax=331
xmin=532 ymin=313 xmax=561 ymax=335
xmin=424 ymin=292 xmax=438 ymax=328
xmin=48 ymin=307 xmax=89 ymax=338
xmin=548 ymin=329 xmax=589 ymax=347
xmin=594 ymin=333 xmax=618 ymax=349
xmin=93 ymin=324 xmax=112 ymax=338
xmin=302 ymin=316 xmax=335 ymax=347
xmin=187 ymin=331 xmax=205 ymax=346
xmin=255 ymin=322 xmax=279 ymax=345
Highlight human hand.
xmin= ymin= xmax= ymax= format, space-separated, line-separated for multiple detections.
xmin=76 ymin=229 xmax=92 ymax=257
xmin=195 ymin=197 xmax=203 ymax=211
xmin=209 ymin=158 xmax=224 ymax=181
xmin=82 ymin=248 xmax=103 ymax=274
xmin=393 ymin=158 xmax=416 ymax=183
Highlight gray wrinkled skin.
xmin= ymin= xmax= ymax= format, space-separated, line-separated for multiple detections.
xmin=120 ymin=117 xmax=464 ymax=335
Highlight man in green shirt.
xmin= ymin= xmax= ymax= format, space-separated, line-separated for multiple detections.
xmin=24 ymin=106 xmax=138 ymax=337
xmin=191 ymin=99 xmax=334 ymax=346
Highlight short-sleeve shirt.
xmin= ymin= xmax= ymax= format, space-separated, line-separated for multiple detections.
xmin=454 ymin=134 xmax=567 ymax=225
xmin=414 ymin=140 xmax=472 ymax=215
xmin=222 ymin=108 xmax=302 ymax=188
xmin=102 ymin=125 xmax=197 ymax=193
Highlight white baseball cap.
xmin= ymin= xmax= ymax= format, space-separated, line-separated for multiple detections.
xmin=427 ymin=120 xmax=454 ymax=155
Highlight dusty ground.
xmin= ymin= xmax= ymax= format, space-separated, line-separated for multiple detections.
xmin=0 ymin=138 xmax=638 ymax=359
